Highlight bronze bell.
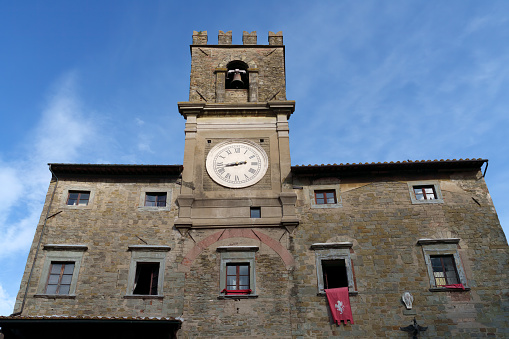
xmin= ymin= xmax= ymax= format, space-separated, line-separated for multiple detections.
xmin=231 ymin=71 xmax=244 ymax=88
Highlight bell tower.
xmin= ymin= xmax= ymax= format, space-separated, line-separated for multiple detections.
xmin=175 ymin=31 xmax=298 ymax=232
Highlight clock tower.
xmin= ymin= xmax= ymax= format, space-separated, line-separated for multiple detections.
xmin=175 ymin=30 xmax=299 ymax=232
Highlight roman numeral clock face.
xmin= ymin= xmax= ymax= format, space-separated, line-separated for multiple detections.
xmin=206 ymin=140 xmax=268 ymax=188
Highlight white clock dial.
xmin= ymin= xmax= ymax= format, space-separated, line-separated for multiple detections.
xmin=206 ymin=140 xmax=268 ymax=188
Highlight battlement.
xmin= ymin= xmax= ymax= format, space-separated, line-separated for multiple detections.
xmin=192 ymin=31 xmax=283 ymax=46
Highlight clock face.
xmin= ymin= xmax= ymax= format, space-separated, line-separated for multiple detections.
xmin=206 ymin=140 xmax=268 ymax=188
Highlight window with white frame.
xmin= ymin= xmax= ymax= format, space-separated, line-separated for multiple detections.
xmin=418 ymin=238 xmax=468 ymax=290
xmin=311 ymin=242 xmax=357 ymax=294
xmin=407 ymin=181 xmax=443 ymax=204
xmin=217 ymin=246 xmax=258 ymax=298
xmin=36 ymin=244 xmax=87 ymax=297
xmin=126 ymin=245 xmax=170 ymax=297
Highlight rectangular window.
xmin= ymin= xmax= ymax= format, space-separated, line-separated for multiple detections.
xmin=217 ymin=246 xmax=258 ymax=298
xmin=45 ymin=262 xmax=75 ymax=295
xmin=145 ymin=193 xmax=167 ymax=207
xmin=312 ymin=242 xmax=357 ymax=294
xmin=315 ymin=190 xmax=337 ymax=205
xmin=67 ymin=191 xmax=90 ymax=206
xmin=430 ymin=255 xmax=459 ymax=286
xmin=418 ymin=238 xmax=468 ymax=290
xmin=413 ymin=185 xmax=437 ymax=201
xmin=322 ymin=259 xmax=348 ymax=289
xmin=133 ymin=262 xmax=160 ymax=295
xmin=226 ymin=263 xmax=250 ymax=291
xmin=250 ymin=207 xmax=261 ymax=218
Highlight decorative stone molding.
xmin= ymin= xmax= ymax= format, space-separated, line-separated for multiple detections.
xmin=310 ymin=242 xmax=353 ymax=250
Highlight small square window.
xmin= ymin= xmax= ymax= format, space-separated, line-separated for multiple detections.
xmin=145 ymin=193 xmax=167 ymax=207
xmin=430 ymin=255 xmax=459 ymax=286
xmin=413 ymin=185 xmax=437 ymax=201
xmin=407 ymin=181 xmax=443 ymax=204
xmin=315 ymin=190 xmax=337 ymax=205
xmin=67 ymin=191 xmax=90 ymax=206
xmin=45 ymin=262 xmax=75 ymax=295
xmin=133 ymin=262 xmax=160 ymax=295
xmin=250 ymin=207 xmax=261 ymax=218
xmin=226 ymin=263 xmax=250 ymax=292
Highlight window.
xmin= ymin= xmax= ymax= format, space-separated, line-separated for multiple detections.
xmin=250 ymin=207 xmax=261 ymax=218
xmin=309 ymin=185 xmax=341 ymax=209
xmin=311 ymin=242 xmax=357 ymax=294
xmin=126 ymin=245 xmax=170 ymax=298
xmin=217 ymin=246 xmax=258 ymax=298
xmin=138 ymin=189 xmax=172 ymax=211
xmin=45 ymin=262 xmax=75 ymax=295
xmin=322 ymin=259 xmax=348 ymax=289
xmin=145 ymin=193 xmax=167 ymax=207
xmin=67 ymin=191 xmax=90 ymax=206
xmin=407 ymin=181 xmax=443 ymax=204
xmin=418 ymin=238 xmax=468 ymax=290
xmin=226 ymin=264 xmax=250 ymax=290
xmin=133 ymin=262 xmax=160 ymax=295
xmin=430 ymin=255 xmax=459 ymax=286
xmin=413 ymin=186 xmax=437 ymax=201
xmin=37 ymin=244 xmax=87 ymax=297
xmin=315 ymin=190 xmax=337 ymax=205
xmin=62 ymin=187 xmax=95 ymax=209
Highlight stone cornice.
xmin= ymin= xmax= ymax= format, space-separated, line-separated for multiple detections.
xmin=178 ymin=101 xmax=295 ymax=119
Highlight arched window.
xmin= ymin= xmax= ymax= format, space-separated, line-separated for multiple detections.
xmin=226 ymin=60 xmax=249 ymax=89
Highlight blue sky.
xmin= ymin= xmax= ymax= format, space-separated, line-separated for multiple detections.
xmin=0 ymin=1 xmax=508 ymax=315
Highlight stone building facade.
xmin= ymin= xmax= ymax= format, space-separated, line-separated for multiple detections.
xmin=1 ymin=31 xmax=508 ymax=338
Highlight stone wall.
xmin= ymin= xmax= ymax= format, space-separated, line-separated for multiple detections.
xmin=14 ymin=175 xmax=185 ymax=317
xmin=287 ymin=169 xmax=508 ymax=338
xmin=13 ymin=167 xmax=509 ymax=337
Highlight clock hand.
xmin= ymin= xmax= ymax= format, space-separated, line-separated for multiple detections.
xmin=225 ymin=161 xmax=247 ymax=167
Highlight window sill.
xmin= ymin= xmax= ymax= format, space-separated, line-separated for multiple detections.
xmin=311 ymin=203 xmax=342 ymax=209
xmin=123 ymin=295 xmax=164 ymax=299
xmin=34 ymin=294 xmax=76 ymax=299
xmin=318 ymin=291 xmax=358 ymax=296
xmin=410 ymin=200 xmax=444 ymax=205
xmin=429 ymin=287 xmax=470 ymax=292
xmin=62 ymin=205 xmax=93 ymax=210
xmin=137 ymin=206 xmax=171 ymax=212
xmin=217 ymin=294 xmax=258 ymax=300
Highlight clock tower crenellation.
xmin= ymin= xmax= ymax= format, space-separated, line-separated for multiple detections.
xmin=175 ymin=31 xmax=298 ymax=232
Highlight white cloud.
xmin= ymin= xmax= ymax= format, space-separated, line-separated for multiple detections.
xmin=0 ymin=71 xmax=96 ymax=259
xmin=0 ymin=284 xmax=15 ymax=316
xmin=0 ymin=165 xmax=24 ymax=219
xmin=33 ymin=72 xmax=94 ymax=163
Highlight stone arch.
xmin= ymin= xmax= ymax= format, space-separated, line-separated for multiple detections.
xmin=180 ymin=228 xmax=295 ymax=269
xmin=217 ymin=56 xmax=258 ymax=69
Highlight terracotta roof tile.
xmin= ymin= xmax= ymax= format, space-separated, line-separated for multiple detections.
xmin=292 ymin=158 xmax=487 ymax=174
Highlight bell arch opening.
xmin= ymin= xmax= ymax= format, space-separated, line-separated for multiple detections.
xmin=226 ymin=60 xmax=249 ymax=89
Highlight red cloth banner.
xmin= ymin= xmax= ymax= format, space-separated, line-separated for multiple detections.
xmin=444 ymin=284 xmax=465 ymax=289
xmin=325 ymin=287 xmax=354 ymax=325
